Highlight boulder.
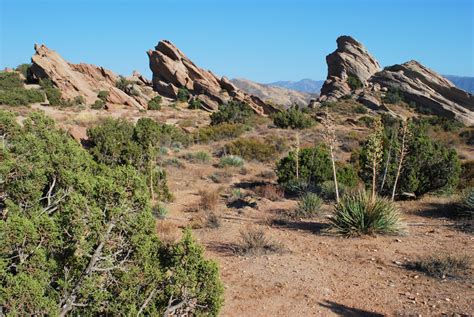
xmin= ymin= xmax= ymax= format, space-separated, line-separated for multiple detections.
xmin=147 ymin=40 xmax=279 ymax=115
xmin=319 ymin=36 xmax=381 ymax=101
xmin=370 ymin=61 xmax=474 ymax=125
xmin=30 ymin=44 xmax=149 ymax=109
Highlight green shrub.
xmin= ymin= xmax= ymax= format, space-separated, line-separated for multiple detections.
xmin=460 ymin=188 xmax=474 ymax=216
xmin=15 ymin=63 xmax=31 ymax=78
xmin=91 ymin=99 xmax=105 ymax=109
xmin=148 ymin=95 xmax=162 ymax=110
xmin=282 ymin=179 xmax=312 ymax=196
xmin=0 ymin=72 xmax=24 ymax=90
xmin=272 ymin=106 xmax=315 ymax=129
xmin=330 ymin=191 xmax=403 ymax=236
xmin=116 ymin=76 xmax=139 ymax=96
xmin=219 ymin=155 xmax=244 ymax=168
xmin=347 ymin=75 xmax=363 ymax=90
xmin=152 ymin=204 xmax=168 ymax=218
xmin=358 ymin=116 xmax=374 ymax=127
xmin=189 ymin=97 xmax=202 ymax=109
xmin=354 ymin=104 xmax=368 ymax=114
xmin=210 ymin=101 xmax=254 ymax=125
xmin=177 ymin=87 xmax=190 ymax=102
xmin=194 ymin=123 xmax=247 ymax=143
xmin=97 ymin=90 xmax=109 ymax=101
xmin=0 ymin=88 xmax=45 ymax=106
xmin=295 ymin=193 xmax=323 ymax=218
xmin=383 ymin=88 xmax=403 ymax=104
xmin=0 ymin=110 xmax=223 ymax=316
xmin=336 ymin=164 xmax=359 ymax=188
xmin=318 ymin=180 xmax=346 ymax=201
xmin=224 ymin=137 xmax=277 ymax=162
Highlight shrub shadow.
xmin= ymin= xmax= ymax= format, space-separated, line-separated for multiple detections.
xmin=318 ymin=300 xmax=384 ymax=317
xmin=271 ymin=217 xmax=330 ymax=235
xmin=205 ymin=242 xmax=239 ymax=257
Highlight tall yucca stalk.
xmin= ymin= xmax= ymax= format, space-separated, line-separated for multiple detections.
xmin=365 ymin=117 xmax=384 ymax=201
xmin=321 ymin=109 xmax=340 ymax=203
xmin=391 ymin=120 xmax=411 ymax=201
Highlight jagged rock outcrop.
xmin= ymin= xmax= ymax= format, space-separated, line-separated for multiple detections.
xmin=370 ymin=61 xmax=474 ymax=125
xmin=147 ymin=40 xmax=278 ymax=115
xmin=30 ymin=44 xmax=152 ymax=109
xmin=319 ymin=36 xmax=381 ymax=101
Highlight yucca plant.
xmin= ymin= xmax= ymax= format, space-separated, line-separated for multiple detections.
xmin=295 ymin=192 xmax=323 ymax=218
xmin=219 ymin=155 xmax=244 ymax=168
xmin=330 ymin=191 xmax=403 ymax=236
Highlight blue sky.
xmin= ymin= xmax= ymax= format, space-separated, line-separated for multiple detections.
xmin=1 ymin=0 xmax=473 ymax=82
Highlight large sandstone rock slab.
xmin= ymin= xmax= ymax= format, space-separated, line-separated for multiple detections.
xmin=147 ymin=40 xmax=278 ymax=115
xmin=30 ymin=44 xmax=149 ymax=109
xmin=371 ymin=61 xmax=474 ymax=125
xmin=319 ymin=36 xmax=381 ymax=101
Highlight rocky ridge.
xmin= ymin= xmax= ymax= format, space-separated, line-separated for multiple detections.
xmin=30 ymin=44 xmax=153 ymax=109
xmin=317 ymin=36 xmax=474 ymax=125
xmin=147 ymin=40 xmax=278 ymax=115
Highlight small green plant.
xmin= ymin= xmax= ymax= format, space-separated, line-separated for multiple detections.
xmin=177 ymin=87 xmax=190 ymax=102
xmin=354 ymin=104 xmax=368 ymax=114
xmin=219 ymin=155 xmax=244 ymax=168
xmin=116 ymin=76 xmax=139 ymax=96
xmin=460 ymin=187 xmax=474 ymax=216
xmin=383 ymin=88 xmax=403 ymax=104
xmin=97 ymin=90 xmax=109 ymax=101
xmin=330 ymin=191 xmax=403 ymax=236
xmin=148 ymin=95 xmax=162 ymax=110
xmin=189 ymin=97 xmax=202 ymax=109
xmin=407 ymin=255 xmax=471 ymax=279
xmin=295 ymin=193 xmax=322 ymax=218
xmin=184 ymin=151 xmax=211 ymax=163
xmin=91 ymin=99 xmax=105 ymax=110
xmin=347 ymin=75 xmax=363 ymax=90
xmin=318 ymin=180 xmax=346 ymax=201
xmin=272 ymin=106 xmax=315 ymax=129
xmin=210 ymin=101 xmax=254 ymax=125
xmin=235 ymin=227 xmax=283 ymax=256
xmin=152 ymin=204 xmax=168 ymax=219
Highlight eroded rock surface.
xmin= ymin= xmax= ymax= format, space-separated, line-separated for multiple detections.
xmin=147 ymin=40 xmax=278 ymax=115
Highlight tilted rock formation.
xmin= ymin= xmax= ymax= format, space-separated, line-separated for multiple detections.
xmin=370 ymin=61 xmax=474 ymax=125
xmin=319 ymin=36 xmax=381 ymax=101
xmin=30 ymin=44 xmax=152 ymax=109
xmin=147 ymin=40 xmax=278 ymax=115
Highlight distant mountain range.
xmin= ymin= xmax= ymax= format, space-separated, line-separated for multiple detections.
xmin=267 ymin=79 xmax=324 ymax=94
xmin=266 ymin=76 xmax=474 ymax=94
xmin=444 ymin=75 xmax=474 ymax=94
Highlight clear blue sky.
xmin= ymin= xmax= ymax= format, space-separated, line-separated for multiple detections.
xmin=1 ymin=0 xmax=473 ymax=83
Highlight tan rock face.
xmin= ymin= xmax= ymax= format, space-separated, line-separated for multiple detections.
xmin=30 ymin=44 xmax=150 ymax=109
xmin=371 ymin=61 xmax=474 ymax=125
xmin=320 ymin=36 xmax=381 ymax=101
xmin=147 ymin=40 xmax=278 ymax=115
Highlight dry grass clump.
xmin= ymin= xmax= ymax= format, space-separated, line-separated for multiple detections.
xmin=406 ymin=254 xmax=471 ymax=279
xmin=198 ymin=189 xmax=220 ymax=211
xmin=189 ymin=211 xmax=221 ymax=229
xmin=254 ymin=184 xmax=284 ymax=201
xmin=235 ymin=227 xmax=283 ymax=256
xmin=156 ymin=220 xmax=181 ymax=244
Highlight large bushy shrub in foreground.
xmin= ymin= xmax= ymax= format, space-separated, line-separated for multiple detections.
xmin=330 ymin=191 xmax=403 ymax=236
xmin=0 ymin=110 xmax=223 ymax=316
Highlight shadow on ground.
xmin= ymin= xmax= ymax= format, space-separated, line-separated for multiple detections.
xmin=271 ymin=217 xmax=330 ymax=235
xmin=319 ymin=300 xmax=384 ymax=317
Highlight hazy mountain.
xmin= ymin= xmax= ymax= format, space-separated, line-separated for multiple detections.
xmin=444 ymin=75 xmax=474 ymax=94
xmin=231 ymin=78 xmax=315 ymax=107
xmin=268 ymin=79 xmax=324 ymax=94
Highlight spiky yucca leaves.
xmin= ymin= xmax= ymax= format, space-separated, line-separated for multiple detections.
xmin=330 ymin=191 xmax=403 ymax=236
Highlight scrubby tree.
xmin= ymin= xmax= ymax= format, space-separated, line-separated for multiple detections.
xmin=272 ymin=106 xmax=315 ymax=129
xmin=210 ymin=101 xmax=254 ymax=125
xmin=0 ymin=110 xmax=223 ymax=316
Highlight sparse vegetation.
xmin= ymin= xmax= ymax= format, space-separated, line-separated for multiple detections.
xmin=97 ymin=90 xmax=109 ymax=101
xmin=184 ymin=151 xmax=212 ymax=163
xmin=198 ymin=189 xmax=220 ymax=210
xmin=91 ymin=99 xmax=105 ymax=109
xmin=194 ymin=123 xmax=247 ymax=143
xmin=407 ymin=255 xmax=471 ymax=279
xmin=116 ymin=76 xmax=139 ymax=96
xmin=224 ymin=137 xmax=277 ymax=162
xmin=382 ymin=87 xmax=403 ymax=104
xmin=189 ymin=97 xmax=202 ymax=109
xmin=330 ymin=191 xmax=403 ymax=236
xmin=39 ymin=78 xmax=63 ymax=106
xmin=272 ymin=106 xmax=315 ymax=129
xmin=460 ymin=187 xmax=474 ymax=216
xmin=235 ymin=227 xmax=283 ymax=256
xmin=254 ymin=184 xmax=284 ymax=201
